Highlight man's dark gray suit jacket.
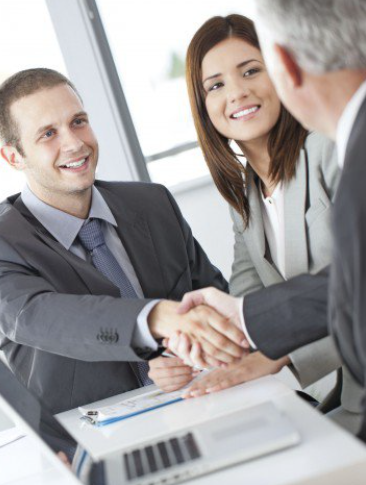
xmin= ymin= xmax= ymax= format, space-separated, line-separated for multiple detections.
xmin=243 ymin=97 xmax=366 ymax=439
xmin=0 ymin=181 xmax=227 ymax=414
xmin=329 ymin=96 xmax=366 ymax=438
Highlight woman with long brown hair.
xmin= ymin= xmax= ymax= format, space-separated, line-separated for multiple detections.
xmin=148 ymin=14 xmax=362 ymax=430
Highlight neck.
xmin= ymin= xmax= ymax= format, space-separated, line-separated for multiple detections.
xmin=28 ymin=184 xmax=92 ymax=219
xmin=239 ymin=137 xmax=276 ymax=196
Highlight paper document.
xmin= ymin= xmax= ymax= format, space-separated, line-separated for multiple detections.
xmin=79 ymin=389 xmax=183 ymax=426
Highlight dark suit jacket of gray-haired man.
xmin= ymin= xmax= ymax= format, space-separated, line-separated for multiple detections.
xmin=329 ymin=96 xmax=366 ymax=441
xmin=0 ymin=181 xmax=227 ymax=415
xmin=241 ymin=0 xmax=366 ymax=440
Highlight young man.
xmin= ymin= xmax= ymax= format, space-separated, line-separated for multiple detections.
xmin=0 ymin=68 xmax=245 ymax=415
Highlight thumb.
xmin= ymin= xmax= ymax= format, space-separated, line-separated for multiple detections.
xmin=177 ymin=291 xmax=205 ymax=314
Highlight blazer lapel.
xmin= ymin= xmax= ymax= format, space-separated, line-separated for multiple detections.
xmin=243 ymin=169 xmax=283 ymax=284
xmin=12 ymin=196 xmax=120 ymax=297
xmin=101 ymin=190 xmax=167 ymax=299
xmin=284 ymin=148 xmax=309 ymax=279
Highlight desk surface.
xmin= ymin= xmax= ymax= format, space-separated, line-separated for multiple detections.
xmin=57 ymin=376 xmax=366 ymax=485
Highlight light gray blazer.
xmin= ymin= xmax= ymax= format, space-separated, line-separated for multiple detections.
xmin=229 ymin=132 xmax=363 ymax=422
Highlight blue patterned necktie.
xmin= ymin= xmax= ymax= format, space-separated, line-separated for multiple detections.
xmin=78 ymin=218 xmax=153 ymax=386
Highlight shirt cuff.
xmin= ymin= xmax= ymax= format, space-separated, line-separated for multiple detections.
xmin=132 ymin=300 xmax=160 ymax=351
xmin=237 ymin=296 xmax=257 ymax=349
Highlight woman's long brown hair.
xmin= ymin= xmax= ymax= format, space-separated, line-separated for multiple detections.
xmin=186 ymin=14 xmax=308 ymax=226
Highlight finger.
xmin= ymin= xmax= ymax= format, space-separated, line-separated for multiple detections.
xmin=200 ymin=353 xmax=222 ymax=368
xmin=177 ymin=333 xmax=194 ymax=366
xmin=167 ymin=332 xmax=181 ymax=356
xmin=155 ymin=375 xmax=195 ymax=391
xmin=182 ymin=381 xmax=208 ymax=398
xmin=196 ymin=310 xmax=245 ymax=359
xmin=149 ymin=356 xmax=185 ymax=369
xmin=149 ymin=366 xmax=194 ymax=380
xmin=177 ymin=291 xmax=206 ymax=314
xmin=190 ymin=342 xmax=208 ymax=369
xmin=196 ymin=335 xmax=242 ymax=364
xmin=183 ymin=370 xmax=227 ymax=398
xmin=156 ymin=357 xmax=187 ymax=368
xmin=205 ymin=313 xmax=246 ymax=348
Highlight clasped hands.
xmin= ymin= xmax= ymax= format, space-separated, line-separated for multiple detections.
xmin=148 ymin=287 xmax=247 ymax=368
xmin=148 ymin=287 xmax=290 ymax=397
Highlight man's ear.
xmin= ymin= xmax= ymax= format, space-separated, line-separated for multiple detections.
xmin=273 ymin=44 xmax=303 ymax=88
xmin=0 ymin=145 xmax=25 ymax=171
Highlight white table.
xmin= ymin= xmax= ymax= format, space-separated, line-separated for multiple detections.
xmin=57 ymin=376 xmax=366 ymax=485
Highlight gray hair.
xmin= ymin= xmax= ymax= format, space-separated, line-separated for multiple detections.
xmin=254 ymin=0 xmax=366 ymax=74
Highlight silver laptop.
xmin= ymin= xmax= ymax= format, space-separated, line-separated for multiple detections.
xmin=104 ymin=401 xmax=300 ymax=485
xmin=0 ymin=361 xmax=300 ymax=485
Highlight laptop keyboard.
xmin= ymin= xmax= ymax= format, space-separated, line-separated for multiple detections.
xmin=123 ymin=432 xmax=201 ymax=480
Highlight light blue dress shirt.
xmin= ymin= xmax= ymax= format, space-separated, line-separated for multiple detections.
xmin=21 ymin=184 xmax=158 ymax=352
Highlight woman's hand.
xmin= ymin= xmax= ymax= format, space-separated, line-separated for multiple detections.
xmin=182 ymin=351 xmax=290 ymax=398
xmin=148 ymin=356 xmax=200 ymax=392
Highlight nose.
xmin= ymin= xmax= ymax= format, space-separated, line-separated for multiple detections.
xmin=60 ymin=128 xmax=84 ymax=153
xmin=227 ymin=77 xmax=249 ymax=104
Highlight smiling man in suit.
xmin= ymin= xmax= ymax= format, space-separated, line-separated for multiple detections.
xmin=0 ymin=68 xmax=245 ymax=416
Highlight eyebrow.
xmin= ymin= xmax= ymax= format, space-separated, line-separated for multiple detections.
xmin=202 ymin=59 xmax=260 ymax=85
xmin=34 ymin=111 xmax=88 ymax=138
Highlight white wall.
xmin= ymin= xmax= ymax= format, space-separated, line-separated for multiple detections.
xmin=172 ymin=178 xmax=234 ymax=281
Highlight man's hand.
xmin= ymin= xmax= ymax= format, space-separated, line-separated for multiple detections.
xmin=148 ymin=356 xmax=200 ymax=392
xmin=182 ymin=352 xmax=291 ymax=398
xmin=148 ymin=300 xmax=246 ymax=365
xmin=178 ymin=287 xmax=246 ymax=340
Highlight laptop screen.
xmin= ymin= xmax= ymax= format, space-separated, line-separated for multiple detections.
xmin=0 ymin=360 xmax=101 ymax=483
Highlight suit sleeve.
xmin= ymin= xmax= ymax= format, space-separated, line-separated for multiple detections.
xmin=244 ymin=268 xmax=329 ymax=360
xmin=0 ymin=237 xmax=153 ymax=362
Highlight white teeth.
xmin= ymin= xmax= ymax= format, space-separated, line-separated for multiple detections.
xmin=63 ymin=158 xmax=87 ymax=168
xmin=232 ymin=106 xmax=259 ymax=118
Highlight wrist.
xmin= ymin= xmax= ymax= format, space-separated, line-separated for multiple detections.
xmin=277 ymin=355 xmax=291 ymax=369
xmin=148 ymin=300 xmax=180 ymax=338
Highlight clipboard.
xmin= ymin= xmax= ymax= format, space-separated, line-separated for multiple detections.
xmin=78 ymin=389 xmax=183 ymax=427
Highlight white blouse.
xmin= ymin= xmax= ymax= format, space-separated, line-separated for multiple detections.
xmin=260 ymin=183 xmax=286 ymax=279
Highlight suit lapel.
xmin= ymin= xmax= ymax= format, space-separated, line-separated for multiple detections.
xmin=243 ymin=169 xmax=283 ymax=283
xmin=283 ymin=148 xmax=309 ymax=279
xmin=99 ymin=188 xmax=167 ymax=299
xmin=12 ymin=196 xmax=120 ymax=297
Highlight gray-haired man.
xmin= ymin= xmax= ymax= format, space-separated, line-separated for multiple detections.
xmin=176 ymin=0 xmax=366 ymax=440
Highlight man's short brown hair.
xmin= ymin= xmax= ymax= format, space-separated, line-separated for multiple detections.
xmin=0 ymin=68 xmax=82 ymax=156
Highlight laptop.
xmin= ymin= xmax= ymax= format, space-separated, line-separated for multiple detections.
xmin=0 ymin=361 xmax=300 ymax=485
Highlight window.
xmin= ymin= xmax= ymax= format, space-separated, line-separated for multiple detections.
xmin=0 ymin=0 xmax=67 ymax=200
xmin=95 ymin=0 xmax=255 ymax=187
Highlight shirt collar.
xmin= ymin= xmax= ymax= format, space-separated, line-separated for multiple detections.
xmin=21 ymin=185 xmax=117 ymax=250
xmin=336 ymin=79 xmax=366 ymax=169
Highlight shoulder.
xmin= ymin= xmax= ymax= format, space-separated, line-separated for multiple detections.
xmin=95 ymin=180 xmax=171 ymax=201
xmin=95 ymin=180 xmax=179 ymax=214
xmin=304 ymin=131 xmax=337 ymax=168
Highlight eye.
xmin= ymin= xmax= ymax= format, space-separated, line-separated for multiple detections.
xmin=208 ymin=81 xmax=224 ymax=92
xmin=42 ymin=129 xmax=55 ymax=139
xmin=73 ymin=117 xmax=87 ymax=127
xmin=244 ymin=68 xmax=260 ymax=77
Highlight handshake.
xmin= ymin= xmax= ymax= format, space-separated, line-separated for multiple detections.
xmin=148 ymin=288 xmax=249 ymax=369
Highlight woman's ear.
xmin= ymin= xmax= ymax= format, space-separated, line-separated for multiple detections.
xmin=274 ymin=44 xmax=303 ymax=88
xmin=0 ymin=145 xmax=25 ymax=171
